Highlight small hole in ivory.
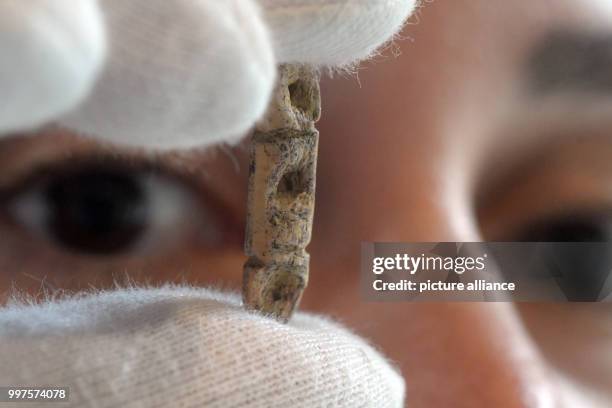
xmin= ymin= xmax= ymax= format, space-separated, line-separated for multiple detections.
xmin=277 ymin=169 xmax=307 ymax=199
xmin=288 ymin=79 xmax=317 ymax=120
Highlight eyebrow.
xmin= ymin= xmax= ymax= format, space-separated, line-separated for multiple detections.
xmin=527 ymin=30 xmax=612 ymax=95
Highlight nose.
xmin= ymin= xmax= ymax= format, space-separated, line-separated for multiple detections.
xmin=309 ymin=78 xmax=561 ymax=407
xmin=310 ymin=154 xmax=559 ymax=406
xmin=309 ymin=188 xmax=558 ymax=406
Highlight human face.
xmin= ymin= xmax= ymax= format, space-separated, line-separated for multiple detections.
xmin=311 ymin=1 xmax=612 ymax=406
xmin=2 ymin=0 xmax=612 ymax=406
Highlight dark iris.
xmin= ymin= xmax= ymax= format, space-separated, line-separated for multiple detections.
xmin=43 ymin=167 xmax=148 ymax=255
xmin=516 ymin=215 xmax=612 ymax=301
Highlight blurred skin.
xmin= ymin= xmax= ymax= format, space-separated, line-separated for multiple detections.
xmin=2 ymin=0 xmax=612 ymax=406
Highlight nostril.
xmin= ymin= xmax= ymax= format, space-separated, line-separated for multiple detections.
xmin=288 ymin=77 xmax=321 ymax=122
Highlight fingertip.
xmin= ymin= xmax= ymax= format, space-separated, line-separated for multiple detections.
xmin=0 ymin=0 xmax=106 ymax=134
xmin=62 ymin=0 xmax=276 ymax=149
xmin=290 ymin=313 xmax=406 ymax=407
xmin=263 ymin=0 xmax=418 ymax=65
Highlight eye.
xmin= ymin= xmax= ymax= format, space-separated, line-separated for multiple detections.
xmin=475 ymin=138 xmax=612 ymax=301
xmin=36 ymin=167 xmax=146 ymax=254
xmin=484 ymin=211 xmax=612 ymax=302
xmin=510 ymin=213 xmax=612 ymax=301
xmin=3 ymin=159 xmax=219 ymax=257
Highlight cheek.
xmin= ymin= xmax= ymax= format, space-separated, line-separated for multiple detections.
xmin=0 ymin=224 xmax=246 ymax=303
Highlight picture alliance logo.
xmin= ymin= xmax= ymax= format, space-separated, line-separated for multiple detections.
xmin=365 ymin=242 xmax=612 ymax=301
xmin=372 ymin=253 xmax=489 ymax=275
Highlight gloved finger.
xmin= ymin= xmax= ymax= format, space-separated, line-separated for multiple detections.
xmin=0 ymin=0 xmax=106 ymax=134
xmin=260 ymin=0 xmax=418 ymax=65
xmin=0 ymin=286 xmax=405 ymax=407
xmin=59 ymin=0 xmax=276 ymax=149
xmin=57 ymin=0 xmax=417 ymax=149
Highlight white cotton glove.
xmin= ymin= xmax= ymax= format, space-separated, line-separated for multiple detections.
xmin=0 ymin=0 xmax=416 ymax=148
xmin=0 ymin=2 xmax=415 ymax=407
xmin=0 ymin=0 xmax=106 ymax=134
xmin=0 ymin=287 xmax=405 ymax=407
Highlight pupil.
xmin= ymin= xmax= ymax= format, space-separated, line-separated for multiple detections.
xmin=44 ymin=167 xmax=148 ymax=255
